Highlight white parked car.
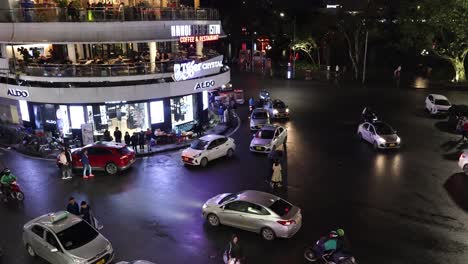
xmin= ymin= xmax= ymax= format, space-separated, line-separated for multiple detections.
xmin=181 ymin=135 xmax=236 ymax=167
xmin=357 ymin=121 xmax=401 ymax=150
xmin=250 ymin=108 xmax=270 ymax=131
xmin=425 ymin=94 xmax=451 ymax=115
xmin=459 ymin=151 xmax=468 ymax=175
xmin=250 ymin=125 xmax=287 ymax=153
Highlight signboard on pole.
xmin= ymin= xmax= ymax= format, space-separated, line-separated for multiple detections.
xmin=81 ymin=123 xmax=94 ymax=146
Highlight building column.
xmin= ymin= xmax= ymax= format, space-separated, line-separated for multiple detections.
xmin=194 ymin=0 xmax=200 ymax=9
xmin=67 ymin=44 xmax=77 ymax=63
xmin=161 ymin=0 xmax=167 ymax=7
xmin=149 ymin=42 xmax=156 ymax=73
xmin=133 ymin=42 xmax=139 ymax=52
xmin=0 ymin=44 xmax=6 ymax=58
xmin=76 ymin=44 xmax=84 ymax=60
xmin=196 ymin=41 xmax=203 ymax=57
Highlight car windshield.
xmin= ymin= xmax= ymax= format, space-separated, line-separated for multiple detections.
xmin=273 ymin=101 xmax=286 ymax=108
xmin=119 ymin=147 xmax=133 ymax=155
xmin=374 ymin=123 xmax=394 ymax=135
xmin=190 ymin=140 xmax=209 ymax=150
xmin=56 ymin=220 xmax=99 ymax=251
xmin=253 ymin=112 xmax=268 ymax=119
xmin=269 ymin=199 xmax=292 ymax=217
xmin=218 ymin=193 xmax=239 ymax=205
xmin=257 ymin=130 xmax=275 ymax=139
xmin=435 ymin=99 xmax=450 ymax=106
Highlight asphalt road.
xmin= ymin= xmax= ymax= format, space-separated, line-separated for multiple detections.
xmin=2 ymin=73 xmax=468 ymax=264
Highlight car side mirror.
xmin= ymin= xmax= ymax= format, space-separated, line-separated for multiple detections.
xmin=50 ymin=248 xmax=58 ymax=253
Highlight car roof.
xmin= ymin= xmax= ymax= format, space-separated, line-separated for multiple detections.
xmin=261 ymin=125 xmax=279 ymax=131
xmin=252 ymin=108 xmax=268 ymax=113
xmin=236 ymin=190 xmax=280 ymax=207
xmin=85 ymin=141 xmax=126 ymax=149
xmin=429 ymin=94 xmax=448 ymax=100
xmin=199 ymin=134 xmax=225 ymax=142
xmin=25 ymin=211 xmax=83 ymax=234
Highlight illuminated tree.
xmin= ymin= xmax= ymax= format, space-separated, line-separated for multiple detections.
xmin=399 ymin=0 xmax=468 ymax=82
xmin=291 ymin=37 xmax=318 ymax=67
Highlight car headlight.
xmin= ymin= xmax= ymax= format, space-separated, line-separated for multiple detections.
xmin=377 ymin=137 xmax=386 ymax=144
xmin=202 ymin=203 xmax=208 ymax=209
xmin=193 ymin=153 xmax=202 ymax=158
xmin=71 ymin=256 xmax=86 ymax=264
xmin=286 ymin=108 xmax=290 ymax=113
xmin=273 ymin=109 xmax=279 ymax=115
xmin=396 ymin=137 xmax=401 ymax=144
xmin=106 ymin=243 xmax=112 ymax=251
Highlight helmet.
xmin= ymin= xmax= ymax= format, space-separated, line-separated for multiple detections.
xmin=337 ymin=229 xmax=345 ymax=237
xmin=329 ymin=231 xmax=338 ymax=238
xmin=3 ymin=168 xmax=10 ymax=174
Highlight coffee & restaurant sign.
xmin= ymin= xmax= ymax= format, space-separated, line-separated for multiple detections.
xmin=173 ymin=55 xmax=223 ymax=82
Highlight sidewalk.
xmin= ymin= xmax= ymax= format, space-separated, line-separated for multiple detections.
xmin=2 ymin=115 xmax=240 ymax=160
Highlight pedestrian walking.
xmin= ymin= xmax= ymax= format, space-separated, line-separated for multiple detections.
xmin=114 ymin=127 xmax=122 ymax=143
xmin=81 ymin=149 xmax=94 ymax=179
xmin=139 ymin=130 xmax=145 ymax=151
xmin=65 ymin=146 xmax=73 ymax=178
xmin=218 ymin=105 xmax=224 ymax=123
xmin=145 ymin=128 xmax=153 ymax=151
xmin=58 ymin=148 xmax=72 ymax=180
xmin=66 ymin=197 xmax=80 ymax=215
xmin=131 ymin=132 xmax=138 ymax=152
xmin=124 ymin=131 xmax=131 ymax=145
xmin=270 ymin=160 xmax=283 ymax=188
xmin=223 ymin=234 xmax=243 ymax=264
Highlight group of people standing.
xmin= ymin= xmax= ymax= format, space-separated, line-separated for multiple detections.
xmin=67 ymin=197 xmax=100 ymax=229
xmin=58 ymin=146 xmax=94 ymax=180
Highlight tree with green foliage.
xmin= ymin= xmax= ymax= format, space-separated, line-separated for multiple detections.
xmin=399 ymin=0 xmax=468 ymax=82
xmin=291 ymin=37 xmax=318 ymax=67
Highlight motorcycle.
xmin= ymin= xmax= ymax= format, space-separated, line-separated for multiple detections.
xmin=304 ymin=240 xmax=357 ymax=264
xmin=259 ymin=89 xmax=271 ymax=101
xmin=0 ymin=182 xmax=25 ymax=202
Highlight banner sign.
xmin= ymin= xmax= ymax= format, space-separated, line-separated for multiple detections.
xmin=173 ymin=55 xmax=223 ymax=82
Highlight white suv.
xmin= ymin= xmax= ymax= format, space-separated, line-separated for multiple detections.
xmin=425 ymin=94 xmax=451 ymax=115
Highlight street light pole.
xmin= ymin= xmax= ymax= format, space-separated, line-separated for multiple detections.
xmin=292 ymin=16 xmax=296 ymax=79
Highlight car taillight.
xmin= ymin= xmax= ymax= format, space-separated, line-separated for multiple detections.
xmin=277 ymin=220 xmax=296 ymax=226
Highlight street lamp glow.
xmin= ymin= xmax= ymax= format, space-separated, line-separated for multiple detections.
xmin=280 ymin=12 xmax=285 ymax=17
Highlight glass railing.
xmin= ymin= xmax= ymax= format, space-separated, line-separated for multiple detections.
xmin=0 ymin=7 xmax=219 ymax=23
xmin=10 ymin=54 xmax=222 ymax=78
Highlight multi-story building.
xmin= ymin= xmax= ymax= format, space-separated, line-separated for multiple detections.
xmin=0 ymin=0 xmax=229 ymax=141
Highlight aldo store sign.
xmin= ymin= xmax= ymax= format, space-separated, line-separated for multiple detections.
xmin=7 ymin=89 xmax=29 ymax=98
xmin=194 ymin=80 xmax=215 ymax=90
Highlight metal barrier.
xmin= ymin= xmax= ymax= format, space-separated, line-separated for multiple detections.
xmin=0 ymin=7 xmax=219 ymax=23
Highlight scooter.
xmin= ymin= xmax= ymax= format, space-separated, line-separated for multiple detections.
xmin=0 ymin=182 xmax=25 ymax=202
xmin=304 ymin=240 xmax=357 ymax=264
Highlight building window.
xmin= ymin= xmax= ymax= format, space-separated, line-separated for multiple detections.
xmin=57 ymin=105 xmax=70 ymax=135
xmin=170 ymin=95 xmax=194 ymax=128
xmin=69 ymin=106 xmax=85 ymax=129
xmin=19 ymin=100 xmax=29 ymax=122
xmin=150 ymin=101 xmax=164 ymax=124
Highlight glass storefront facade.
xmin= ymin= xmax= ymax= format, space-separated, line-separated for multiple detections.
xmin=23 ymin=93 xmax=205 ymax=141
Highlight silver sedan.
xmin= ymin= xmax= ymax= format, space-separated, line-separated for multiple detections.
xmin=202 ymin=190 xmax=302 ymax=240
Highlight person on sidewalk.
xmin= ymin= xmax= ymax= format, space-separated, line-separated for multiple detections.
xmin=81 ymin=149 xmax=94 ymax=179
xmin=223 ymin=234 xmax=243 ymax=264
xmin=224 ymin=107 xmax=230 ymax=127
xmin=462 ymin=117 xmax=468 ymax=142
xmin=131 ymin=132 xmax=138 ymax=152
xmin=66 ymin=197 xmax=80 ymax=216
xmin=103 ymin=129 xmax=111 ymax=141
xmin=270 ymin=160 xmax=283 ymax=188
xmin=218 ymin=105 xmax=224 ymax=123
xmin=64 ymin=146 xmax=73 ymax=178
xmin=145 ymin=128 xmax=153 ymax=152
xmin=139 ymin=130 xmax=145 ymax=152
xmin=58 ymin=149 xmax=72 ymax=180
xmin=124 ymin=131 xmax=131 ymax=146
xmin=114 ymin=127 xmax=122 ymax=143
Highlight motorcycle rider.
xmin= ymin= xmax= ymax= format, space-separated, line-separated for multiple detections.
xmin=362 ymin=107 xmax=377 ymax=122
xmin=0 ymin=168 xmax=17 ymax=199
xmin=314 ymin=229 xmax=346 ymax=261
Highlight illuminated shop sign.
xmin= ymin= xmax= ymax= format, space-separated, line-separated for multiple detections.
xmin=7 ymin=89 xmax=29 ymax=98
xmin=194 ymin=80 xmax=215 ymax=90
xmin=179 ymin=35 xmax=219 ymax=43
xmin=171 ymin=24 xmax=221 ymax=37
xmin=173 ymin=55 xmax=223 ymax=81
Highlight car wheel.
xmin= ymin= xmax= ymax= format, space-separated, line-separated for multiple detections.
xmin=26 ymin=244 xmax=36 ymax=257
xmin=207 ymin=213 xmax=220 ymax=227
xmin=261 ymin=227 xmax=276 ymax=241
xmin=463 ymin=165 xmax=468 ymax=175
xmin=226 ymin=148 xmax=234 ymax=158
xmin=373 ymin=141 xmax=379 ymax=150
xmin=105 ymin=162 xmax=118 ymax=175
xmin=304 ymin=247 xmax=317 ymax=262
xmin=200 ymin=157 xmax=208 ymax=168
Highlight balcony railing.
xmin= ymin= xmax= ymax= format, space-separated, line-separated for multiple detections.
xmin=0 ymin=7 xmax=219 ymax=23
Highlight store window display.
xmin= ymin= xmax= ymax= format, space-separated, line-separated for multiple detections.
xmin=171 ymin=95 xmax=196 ymax=129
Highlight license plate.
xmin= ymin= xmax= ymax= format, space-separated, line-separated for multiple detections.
xmin=389 ymin=144 xmax=396 ymax=147
xmin=256 ymin=147 xmax=262 ymax=150
xmin=96 ymin=259 xmax=105 ymax=264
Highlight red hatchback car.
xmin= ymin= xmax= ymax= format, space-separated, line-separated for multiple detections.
xmin=57 ymin=142 xmax=136 ymax=175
